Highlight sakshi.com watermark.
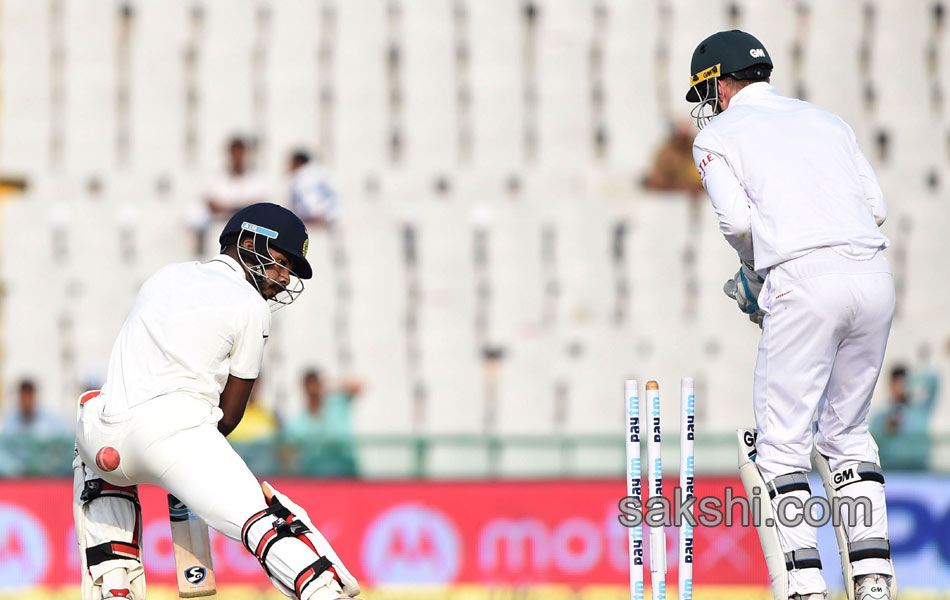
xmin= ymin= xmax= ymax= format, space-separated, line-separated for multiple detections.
xmin=617 ymin=486 xmax=874 ymax=529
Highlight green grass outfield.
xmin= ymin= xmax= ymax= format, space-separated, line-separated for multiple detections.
xmin=2 ymin=586 xmax=948 ymax=600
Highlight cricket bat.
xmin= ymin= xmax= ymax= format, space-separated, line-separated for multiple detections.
xmin=168 ymin=494 xmax=217 ymax=597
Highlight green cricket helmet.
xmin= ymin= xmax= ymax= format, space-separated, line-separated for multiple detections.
xmin=686 ymin=30 xmax=773 ymax=128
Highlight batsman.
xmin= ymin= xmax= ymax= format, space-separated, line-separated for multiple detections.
xmin=72 ymin=203 xmax=360 ymax=600
xmin=686 ymin=30 xmax=897 ymax=600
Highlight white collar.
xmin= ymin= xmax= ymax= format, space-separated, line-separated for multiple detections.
xmin=727 ymin=81 xmax=777 ymax=108
xmin=207 ymin=254 xmax=249 ymax=284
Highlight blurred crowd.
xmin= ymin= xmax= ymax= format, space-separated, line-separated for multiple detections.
xmin=186 ymin=135 xmax=340 ymax=256
xmin=1 ymin=130 xmax=946 ymax=478
xmin=2 ymin=356 xmax=942 ymax=476
xmin=643 ymin=120 xmax=705 ymax=198
xmin=871 ymin=362 xmax=940 ymax=470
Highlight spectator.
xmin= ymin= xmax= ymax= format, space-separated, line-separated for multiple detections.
xmin=206 ymin=137 xmax=271 ymax=217
xmin=186 ymin=136 xmax=271 ymax=256
xmin=283 ymin=369 xmax=361 ymax=476
xmin=228 ymin=380 xmax=279 ymax=443
xmin=644 ymin=120 xmax=705 ymax=197
xmin=287 ymin=149 xmax=339 ymax=228
xmin=2 ymin=379 xmax=68 ymax=437
xmin=870 ymin=364 xmax=939 ymax=470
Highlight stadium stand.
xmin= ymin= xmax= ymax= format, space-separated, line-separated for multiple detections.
xmin=1 ymin=0 xmax=949 ymax=479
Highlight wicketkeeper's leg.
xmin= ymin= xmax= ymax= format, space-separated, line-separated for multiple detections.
xmin=814 ymin=279 xmax=897 ymax=600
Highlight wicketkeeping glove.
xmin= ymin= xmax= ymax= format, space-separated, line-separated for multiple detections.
xmin=723 ymin=260 xmax=765 ymax=326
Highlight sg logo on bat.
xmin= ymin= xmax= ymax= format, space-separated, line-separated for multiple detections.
xmin=185 ymin=566 xmax=207 ymax=584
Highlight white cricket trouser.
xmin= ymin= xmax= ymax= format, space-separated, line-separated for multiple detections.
xmin=753 ymin=247 xmax=895 ymax=595
xmin=77 ymin=393 xmax=352 ymax=600
xmin=76 ymin=394 xmax=267 ymax=540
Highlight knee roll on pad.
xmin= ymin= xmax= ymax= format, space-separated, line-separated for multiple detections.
xmin=813 ymin=452 xmax=897 ymax=600
xmin=242 ymin=484 xmax=359 ymax=599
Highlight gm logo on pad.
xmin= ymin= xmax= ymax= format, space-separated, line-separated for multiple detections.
xmin=185 ymin=566 xmax=207 ymax=584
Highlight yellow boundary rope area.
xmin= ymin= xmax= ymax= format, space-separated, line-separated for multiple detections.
xmin=1 ymin=586 xmax=947 ymax=600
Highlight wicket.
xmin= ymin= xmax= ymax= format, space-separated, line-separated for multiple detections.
xmin=624 ymin=378 xmax=695 ymax=600
xmin=625 ymin=380 xmax=645 ymax=600
xmin=679 ymin=378 xmax=695 ymax=600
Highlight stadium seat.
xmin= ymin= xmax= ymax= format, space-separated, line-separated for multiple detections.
xmin=1 ymin=0 xmax=945 ymax=460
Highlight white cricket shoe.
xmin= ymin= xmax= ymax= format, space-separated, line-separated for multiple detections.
xmin=855 ymin=574 xmax=891 ymax=600
xmin=101 ymin=589 xmax=132 ymax=599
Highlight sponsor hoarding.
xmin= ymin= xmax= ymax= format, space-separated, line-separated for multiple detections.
xmin=0 ymin=476 xmax=946 ymax=592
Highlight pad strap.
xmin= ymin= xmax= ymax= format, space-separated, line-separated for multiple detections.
xmin=295 ymin=556 xmax=334 ymax=598
xmin=80 ymin=479 xmax=138 ymax=503
xmin=767 ymin=472 xmax=811 ymax=499
xmin=849 ymin=538 xmax=890 ymax=562
xmin=827 ymin=461 xmax=885 ymax=490
xmin=241 ymin=496 xmax=297 ymax=549
xmin=266 ymin=497 xmax=293 ymax=520
xmin=785 ymin=547 xmax=822 ymax=571
xmin=242 ymin=497 xmax=325 ymax=582
xmin=241 ymin=508 xmax=269 ymax=550
xmin=258 ymin=518 xmax=312 ymax=571
xmin=86 ymin=541 xmax=141 ymax=567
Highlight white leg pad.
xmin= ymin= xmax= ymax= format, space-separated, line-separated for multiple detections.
xmin=73 ymin=449 xmax=146 ymax=599
xmin=813 ymin=452 xmax=897 ymax=600
xmin=738 ymin=430 xmax=789 ymax=600
xmin=242 ymin=482 xmax=360 ymax=599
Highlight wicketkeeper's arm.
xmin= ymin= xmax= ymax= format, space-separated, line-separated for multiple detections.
xmin=853 ymin=143 xmax=887 ymax=226
xmin=693 ymin=142 xmax=755 ymax=263
xmin=843 ymin=118 xmax=887 ymax=227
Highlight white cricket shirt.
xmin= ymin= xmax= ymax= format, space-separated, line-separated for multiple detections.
xmin=692 ymin=82 xmax=888 ymax=270
xmin=100 ymin=254 xmax=271 ymax=413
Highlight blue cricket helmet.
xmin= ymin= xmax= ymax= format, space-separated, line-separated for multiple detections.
xmin=219 ymin=203 xmax=313 ymax=279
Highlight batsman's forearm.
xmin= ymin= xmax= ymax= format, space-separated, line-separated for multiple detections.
xmin=218 ymin=374 xmax=255 ymax=437
xmin=217 ymin=418 xmax=240 ymax=437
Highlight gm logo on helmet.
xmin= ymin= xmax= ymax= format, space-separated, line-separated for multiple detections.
xmin=185 ymin=566 xmax=206 ymax=584
xmin=750 ymin=48 xmax=766 ymax=58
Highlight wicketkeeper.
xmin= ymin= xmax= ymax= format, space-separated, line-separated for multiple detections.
xmin=686 ymin=30 xmax=897 ymax=600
